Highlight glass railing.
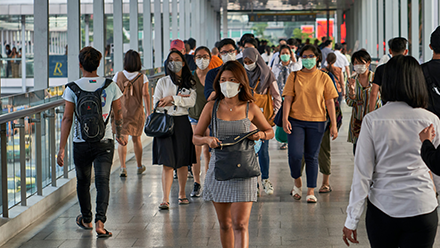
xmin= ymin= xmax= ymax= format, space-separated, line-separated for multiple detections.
xmin=0 ymin=68 xmax=165 ymax=217
xmin=0 ymin=57 xmax=35 ymax=79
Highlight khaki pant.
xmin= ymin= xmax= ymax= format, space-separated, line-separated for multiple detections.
xmin=301 ymin=128 xmax=331 ymax=175
xmin=11 ymin=63 xmax=19 ymax=78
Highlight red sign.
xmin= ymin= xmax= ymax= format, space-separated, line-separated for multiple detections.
xmin=317 ymin=19 xmax=334 ymax=39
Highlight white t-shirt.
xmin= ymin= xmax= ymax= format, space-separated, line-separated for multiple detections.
xmin=62 ymin=77 xmax=123 ymax=143
xmin=112 ymin=70 xmax=149 ymax=84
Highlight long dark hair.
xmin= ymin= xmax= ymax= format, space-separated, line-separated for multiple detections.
xmin=213 ymin=61 xmax=255 ymax=102
xmin=326 ymin=52 xmax=337 ymax=76
xmin=382 ymin=55 xmax=428 ymax=108
xmin=165 ymin=50 xmax=196 ymax=89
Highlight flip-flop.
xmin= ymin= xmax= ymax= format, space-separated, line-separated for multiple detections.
xmin=97 ymin=229 xmax=112 ymax=238
xmin=76 ymin=215 xmax=92 ymax=230
xmin=306 ymin=195 xmax=317 ymax=204
xmin=159 ymin=202 xmax=170 ymax=210
xmin=178 ymin=198 xmax=190 ymax=205
xmin=319 ymin=185 xmax=332 ymax=193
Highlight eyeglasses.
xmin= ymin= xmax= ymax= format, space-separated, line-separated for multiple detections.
xmin=219 ymin=49 xmax=236 ymax=55
xmin=195 ymin=55 xmax=210 ymax=60
xmin=301 ymin=54 xmax=315 ymax=59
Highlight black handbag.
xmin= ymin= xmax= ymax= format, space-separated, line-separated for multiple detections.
xmin=144 ymin=87 xmax=179 ymax=138
xmin=212 ymin=99 xmax=261 ymax=181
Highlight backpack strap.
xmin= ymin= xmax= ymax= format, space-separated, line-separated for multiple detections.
xmin=66 ymin=82 xmax=81 ymax=97
xmin=423 ymin=65 xmax=436 ymax=89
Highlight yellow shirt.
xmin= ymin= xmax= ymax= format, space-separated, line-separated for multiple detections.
xmin=282 ymin=69 xmax=338 ymax=122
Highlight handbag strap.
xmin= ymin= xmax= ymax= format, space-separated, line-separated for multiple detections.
xmin=211 ymin=99 xmax=220 ymax=138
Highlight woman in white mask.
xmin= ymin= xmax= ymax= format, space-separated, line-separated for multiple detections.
xmin=346 ymin=50 xmax=382 ymax=154
xmin=193 ymin=61 xmax=274 ymax=248
xmin=153 ymin=50 xmax=197 ymax=209
xmin=187 ymin=46 xmax=211 ymax=197
xmin=242 ymin=47 xmax=282 ymax=196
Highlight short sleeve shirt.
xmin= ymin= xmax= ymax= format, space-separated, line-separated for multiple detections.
xmin=62 ymin=77 xmax=123 ymax=143
xmin=282 ymin=70 xmax=339 ymax=122
xmin=372 ymin=64 xmax=385 ymax=87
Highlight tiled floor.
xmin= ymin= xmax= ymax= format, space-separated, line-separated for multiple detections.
xmin=3 ymin=104 xmax=440 ymax=248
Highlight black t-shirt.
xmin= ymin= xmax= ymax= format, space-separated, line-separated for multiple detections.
xmin=422 ymin=59 xmax=440 ymax=117
xmin=372 ymin=64 xmax=385 ymax=86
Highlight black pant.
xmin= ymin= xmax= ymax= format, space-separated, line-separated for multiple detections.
xmin=73 ymin=140 xmax=114 ymax=224
xmin=366 ymin=200 xmax=438 ymax=248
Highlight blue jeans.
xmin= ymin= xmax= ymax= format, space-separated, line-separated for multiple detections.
xmin=73 ymin=140 xmax=114 ymax=224
xmin=287 ymin=118 xmax=326 ymax=188
xmin=258 ymin=140 xmax=270 ymax=179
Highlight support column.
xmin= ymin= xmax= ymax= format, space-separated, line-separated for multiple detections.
xmin=337 ymin=9 xmax=343 ymax=43
xmin=21 ymin=15 xmax=26 ymax=92
xmin=130 ymin=0 xmax=139 ymax=50
xmin=154 ymin=0 xmax=162 ymax=68
xmin=423 ymin=0 xmax=435 ymax=62
xmin=400 ymin=0 xmax=408 ymax=39
xmin=222 ymin=0 xmax=228 ymax=39
xmin=143 ymin=0 xmax=153 ymax=68
xmin=113 ymin=0 xmax=123 ymax=72
xmin=93 ymin=0 xmax=105 ymax=76
xmin=392 ymin=0 xmax=399 ymax=37
xmin=163 ymin=0 xmax=170 ymax=52
xmin=172 ymin=0 xmax=178 ymax=39
xmin=192 ymin=0 xmax=200 ymax=41
xmin=371 ymin=0 xmax=378 ymax=58
xmin=179 ymin=0 xmax=185 ymax=39
xmin=378 ymin=0 xmax=384 ymax=56
xmin=200 ymin=0 xmax=205 ymax=45
xmin=361 ymin=0 xmax=367 ymax=49
xmin=185 ymin=0 xmax=191 ymax=38
xmin=385 ymin=0 xmax=393 ymax=51
xmin=411 ymin=0 xmax=419 ymax=58
xmin=33 ymin=0 xmax=48 ymax=90
xmin=85 ymin=15 xmax=90 ymax=47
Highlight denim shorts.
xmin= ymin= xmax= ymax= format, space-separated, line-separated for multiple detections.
xmin=188 ymin=116 xmax=198 ymax=125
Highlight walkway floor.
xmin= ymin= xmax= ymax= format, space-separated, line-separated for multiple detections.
xmin=2 ymin=104 xmax=440 ymax=248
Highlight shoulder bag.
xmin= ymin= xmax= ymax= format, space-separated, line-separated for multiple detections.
xmin=212 ymin=99 xmax=261 ymax=181
xmin=144 ymin=87 xmax=179 ymax=138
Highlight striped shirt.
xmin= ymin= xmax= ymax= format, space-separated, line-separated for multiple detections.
xmin=346 ymin=71 xmax=382 ymax=144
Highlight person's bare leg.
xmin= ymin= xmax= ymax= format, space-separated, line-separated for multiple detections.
xmin=321 ymin=174 xmax=330 ymax=187
xmin=213 ymin=202 xmax=234 ymax=248
xmin=295 ymin=177 xmax=302 ymax=188
xmin=231 ymin=202 xmax=253 ymax=248
xmin=177 ymin=166 xmax=188 ymax=199
xmin=161 ymin=166 xmax=173 ymax=203
xmin=117 ymin=135 xmax=128 ymax=168
xmin=131 ymin=135 xmax=143 ymax=168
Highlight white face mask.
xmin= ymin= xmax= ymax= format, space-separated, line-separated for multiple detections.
xmin=220 ymin=81 xmax=241 ymax=98
xmin=196 ymin=58 xmax=210 ymax=70
xmin=221 ymin=53 xmax=237 ymax=63
xmin=354 ymin=64 xmax=367 ymax=74
xmin=244 ymin=62 xmax=257 ymax=71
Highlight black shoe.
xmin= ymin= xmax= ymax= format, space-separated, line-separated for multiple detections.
xmin=174 ymin=170 xmax=178 ymax=179
xmin=190 ymin=182 xmax=202 ymax=197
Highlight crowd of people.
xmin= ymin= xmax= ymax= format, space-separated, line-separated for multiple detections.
xmin=56 ymin=26 xmax=440 ymax=247
xmin=1 ymin=44 xmax=22 ymax=78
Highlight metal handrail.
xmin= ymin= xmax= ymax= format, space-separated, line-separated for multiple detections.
xmin=0 ymin=67 xmax=166 ymax=218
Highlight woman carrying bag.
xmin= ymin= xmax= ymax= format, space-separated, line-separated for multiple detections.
xmin=243 ymin=47 xmax=282 ymax=196
xmin=152 ymin=50 xmax=197 ymax=210
xmin=193 ymin=61 xmax=274 ymax=248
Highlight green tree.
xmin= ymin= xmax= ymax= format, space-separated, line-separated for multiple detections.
xmin=292 ymin=28 xmax=315 ymax=40
xmin=284 ymin=22 xmax=295 ymax=38
xmin=252 ymin=23 xmax=268 ymax=38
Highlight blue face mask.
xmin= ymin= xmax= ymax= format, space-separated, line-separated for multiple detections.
xmin=302 ymin=58 xmax=316 ymax=69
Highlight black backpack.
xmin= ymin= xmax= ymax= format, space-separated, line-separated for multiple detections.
xmin=422 ymin=65 xmax=440 ymax=117
xmin=66 ymin=79 xmax=113 ymax=142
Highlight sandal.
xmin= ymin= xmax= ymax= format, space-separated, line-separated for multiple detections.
xmin=178 ymin=198 xmax=190 ymax=205
xmin=306 ymin=195 xmax=317 ymax=203
xmin=76 ymin=214 xmax=92 ymax=230
xmin=96 ymin=229 xmax=112 ymax=238
xmin=158 ymin=202 xmax=170 ymax=210
xmin=290 ymin=186 xmax=302 ymax=200
xmin=319 ymin=185 xmax=332 ymax=194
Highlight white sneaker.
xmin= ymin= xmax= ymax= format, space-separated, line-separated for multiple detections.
xmin=262 ymin=179 xmax=274 ymax=195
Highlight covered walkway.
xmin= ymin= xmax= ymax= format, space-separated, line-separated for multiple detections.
xmin=2 ymin=106 xmax=439 ymax=248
